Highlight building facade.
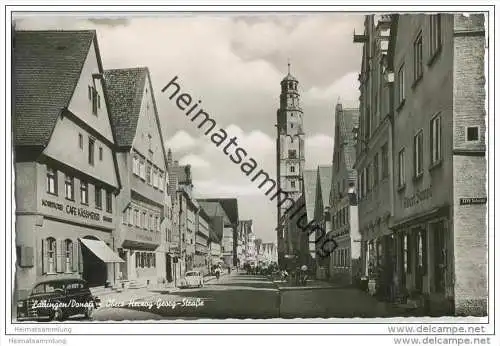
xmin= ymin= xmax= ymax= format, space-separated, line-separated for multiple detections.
xmin=353 ymin=15 xmax=395 ymax=299
xmin=276 ymin=64 xmax=306 ymax=266
xmin=312 ymin=166 xmax=332 ymax=279
xmin=14 ymin=30 xmax=123 ymax=299
xmin=104 ymin=67 xmax=168 ymax=287
xmin=328 ymin=103 xmax=361 ymax=285
xmin=195 ymin=207 xmax=211 ymax=274
xmin=388 ymin=14 xmax=487 ymax=316
xmin=166 ymin=151 xmax=181 ymax=284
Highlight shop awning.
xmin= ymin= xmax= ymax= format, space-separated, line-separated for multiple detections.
xmin=79 ymin=238 xmax=125 ymax=263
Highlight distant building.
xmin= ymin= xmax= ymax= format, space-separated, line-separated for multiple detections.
xmin=276 ymin=64 xmax=306 ymax=266
xmin=329 ymin=103 xmax=361 ymax=285
xmin=195 ymin=207 xmax=212 ymax=274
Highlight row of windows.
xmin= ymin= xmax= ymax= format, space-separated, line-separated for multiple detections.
xmin=397 ymin=15 xmax=442 ymax=108
xmin=77 ymin=134 xmax=104 ymax=166
xmin=122 ymin=206 xmax=161 ymax=232
xmin=135 ymin=251 xmax=156 ymax=268
xmin=132 ymin=154 xmax=165 ymax=191
xmin=47 ymin=167 xmax=112 ymax=213
xmin=332 ymin=248 xmax=350 ymax=268
xmin=332 ymin=207 xmax=349 ymax=229
xmin=88 ymin=85 xmax=101 ymax=116
xmin=358 ymin=143 xmax=390 ymax=199
xmin=42 ymin=237 xmax=76 ymax=274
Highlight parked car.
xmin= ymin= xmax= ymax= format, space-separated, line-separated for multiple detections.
xmin=178 ymin=271 xmax=204 ymax=288
xmin=16 ymin=278 xmax=100 ymax=322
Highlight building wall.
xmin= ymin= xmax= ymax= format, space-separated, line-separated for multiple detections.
xmin=451 ymin=13 xmax=487 ymax=316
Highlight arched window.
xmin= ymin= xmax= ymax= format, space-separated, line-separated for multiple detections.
xmin=64 ymin=239 xmax=73 ymax=273
xmin=47 ymin=237 xmax=56 ymax=273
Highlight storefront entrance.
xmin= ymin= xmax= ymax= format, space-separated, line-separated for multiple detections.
xmin=80 ymin=237 xmax=107 ymax=287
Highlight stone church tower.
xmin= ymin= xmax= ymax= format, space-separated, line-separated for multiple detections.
xmin=276 ymin=63 xmax=305 ymax=264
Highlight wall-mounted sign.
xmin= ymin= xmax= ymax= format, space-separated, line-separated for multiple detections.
xmin=403 ymin=186 xmax=433 ymax=209
xmin=41 ymin=199 xmax=100 ymax=221
xmin=460 ymin=197 xmax=487 ymax=205
xmin=103 ymin=216 xmax=113 ymax=223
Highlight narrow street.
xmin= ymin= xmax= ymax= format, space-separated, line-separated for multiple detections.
xmin=93 ymin=272 xmax=397 ymax=320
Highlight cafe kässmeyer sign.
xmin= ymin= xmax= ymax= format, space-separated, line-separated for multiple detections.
xmin=459 ymin=197 xmax=487 ymax=205
xmin=41 ymin=199 xmax=113 ymax=223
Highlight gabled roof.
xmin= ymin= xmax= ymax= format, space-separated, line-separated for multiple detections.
xmin=103 ymin=67 xmax=168 ymax=166
xmin=197 ymin=200 xmax=230 ymax=225
xmin=198 ymin=198 xmax=239 ymax=225
xmin=103 ymin=67 xmax=147 ymax=148
xmin=317 ymin=165 xmax=333 ymax=208
xmin=14 ymin=30 xmax=97 ymax=147
xmin=302 ymin=169 xmax=318 ymax=222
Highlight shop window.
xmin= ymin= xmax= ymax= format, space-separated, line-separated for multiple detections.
xmin=47 ymin=167 xmax=57 ymax=195
xmin=46 ymin=237 xmax=56 ymax=274
xmin=80 ymin=180 xmax=88 ymax=205
xmin=65 ymin=174 xmax=74 ymax=200
xmin=64 ymin=239 xmax=73 ymax=273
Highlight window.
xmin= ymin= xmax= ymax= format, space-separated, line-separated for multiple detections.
xmin=80 ymin=180 xmax=88 ymax=205
xmin=398 ymin=64 xmax=405 ymax=105
xmin=381 ymin=143 xmax=389 ymax=178
xmin=47 ymin=167 xmax=57 ymax=195
xmin=418 ymin=229 xmax=427 ymax=274
xmin=150 ymin=214 xmax=154 ymax=231
xmin=159 ymin=173 xmax=164 ymax=191
xmin=106 ymin=190 xmax=112 ymax=213
xmin=133 ymin=156 xmax=139 ymax=175
xmin=78 ymin=134 xmax=83 ymax=149
xmin=99 ymin=147 xmax=103 ymax=161
xmin=64 ymin=239 xmax=73 ymax=273
xmin=95 ymin=186 xmax=102 ymax=209
xmin=156 ymin=216 xmax=160 ymax=232
xmin=88 ymin=86 xmax=92 ymax=100
xmin=429 ymin=14 xmax=442 ymax=59
xmin=97 ymin=94 xmax=101 ymax=109
xmin=92 ymin=87 xmax=98 ymax=115
xmin=134 ymin=209 xmax=139 ymax=227
xmin=366 ymin=164 xmax=372 ymax=193
xmin=398 ymin=148 xmax=406 ymax=187
xmin=153 ymin=169 xmax=158 ymax=188
xmin=413 ymin=32 xmax=423 ymax=83
xmin=373 ymin=153 xmax=379 ymax=186
xmin=403 ymin=234 xmax=408 ymax=273
xmin=88 ymin=138 xmax=95 ymax=166
xmin=47 ymin=237 xmax=56 ymax=274
xmin=139 ymin=160 xmax=146 ymax=179
xmin=467 ymin=126 xmax=479 ymax=141
xmin=291 ymin=180 xmax=296 ymax=188
xmin=65 ymin=174 xmax=74 ymax=200
xmin=431 ymin=114 xmax=442 ymax=164
xmin=290 ymin=166 xmax=295 ymax=173
xmin=288 ymin=149 xmax=297 ymax=159
xmin=414 ymin=130 xmax=424 ymax=177
xmin=143 ymin=212 xmax=147 ymax=229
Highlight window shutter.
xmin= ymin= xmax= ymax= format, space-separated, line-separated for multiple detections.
xmin=73 ymin=241 xmax=79 ymax=272
xmin=56 ymin=240 xmax=64 ymax=273
xmin=78 ymin=241 xmax=84 ymax=273
xmin=42 ymin=239 xmax=48 ymax=274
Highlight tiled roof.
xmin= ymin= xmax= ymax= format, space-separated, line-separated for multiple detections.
xmin=198 ymin=198 xmax=239 ymax=225
xmin=13 ymin=30 xmax=96 ymax=147
xmin=103 ymin=67 xmax=148 ymax=148
xmin=302 ymin=169 xmax=318 ymax=222
xmin=197 ymin=201 xmax=230 ymax=225
xmin=318 ymin=165 xmax=333 ymax=208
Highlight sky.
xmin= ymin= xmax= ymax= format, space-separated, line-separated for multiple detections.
xmin=14 ymin=12 xmax=364 ymax=243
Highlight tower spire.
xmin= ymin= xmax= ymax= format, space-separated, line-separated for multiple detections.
xmin=287 ymin=58 xmax=291 ymax=75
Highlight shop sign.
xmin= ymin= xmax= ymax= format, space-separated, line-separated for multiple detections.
xmin=103 ymin=216 xmax=113 ymax=223
xmin=460 ymin=197 xmax=487 ymax=205
xmin=41 ymin=199 xmax=100 ymax=221
xmin=403 ymin=186 xmax=432 ymax=209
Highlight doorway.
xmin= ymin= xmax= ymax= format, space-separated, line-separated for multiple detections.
xmin=80 ymin=236 xmax=108 ymax=287
xmin=166 ymin=255 xmax=173 ymax=283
